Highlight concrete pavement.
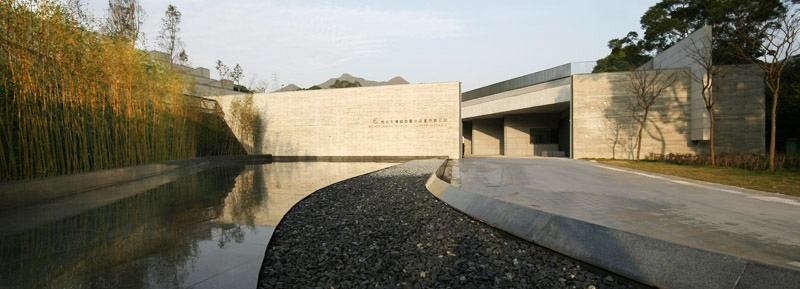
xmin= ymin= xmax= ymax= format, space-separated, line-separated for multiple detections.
xmin=427 ymin=157 xmax=800 ymax=289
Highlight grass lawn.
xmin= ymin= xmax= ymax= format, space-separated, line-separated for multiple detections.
xmin=591 ymin=159 xmax=800 ymax=197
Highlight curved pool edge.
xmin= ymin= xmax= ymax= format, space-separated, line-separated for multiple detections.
xmin=424 ymin=159 xmax=800 ymax=289
xmin=0 ymin=154 xmax=274 ymax=211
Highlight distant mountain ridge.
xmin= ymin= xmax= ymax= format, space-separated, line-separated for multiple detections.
xmin=276 ymin=73 xmax=409 ymax=92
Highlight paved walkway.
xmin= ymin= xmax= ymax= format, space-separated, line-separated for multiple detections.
xmin=455 ymin=157 xmax=800 ymax=270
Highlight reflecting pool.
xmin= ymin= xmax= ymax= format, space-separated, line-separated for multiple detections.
xmin=0 ymin=161 xmax=397 ymax=289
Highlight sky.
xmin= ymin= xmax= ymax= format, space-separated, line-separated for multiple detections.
xmin=81 ymin=0 xmax=659 ymax=91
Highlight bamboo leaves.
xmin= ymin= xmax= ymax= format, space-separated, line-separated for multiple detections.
xmin=0 ymin=0 xmax=245 ymax=182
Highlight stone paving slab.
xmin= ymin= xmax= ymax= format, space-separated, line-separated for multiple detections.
xmin=427 ymin=157 xmax=800 ymax=289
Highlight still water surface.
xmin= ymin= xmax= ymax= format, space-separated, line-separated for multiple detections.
xmin=0 ymin=161 xmax=397 ymax=289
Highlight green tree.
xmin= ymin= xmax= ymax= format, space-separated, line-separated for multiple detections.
xmin=777 ymin=58 xmax=800 ymax=155
xmin=730 ymin=5 xmax=800 ymax=170
xmin=104 ymin=0 xmax=146 ymax=44
xmin=640 ymin=0 xmax=787 ymax=61
xmin=177 ymin=49 xmax=188 ymax=66
xmin=215 ymin=60 xmax=229 ymax=80
xmin=593 ymin=32 xmax=652 ymax=72
xmin=594 ymin=0 xmax=791 ymax=72
xmin=156 ymin=4 xmax=183 ymax=66
xmin=230 ymin=64 xmax=243 ymax=85
xmin=329 ymin=80 xmax=361 ymax=88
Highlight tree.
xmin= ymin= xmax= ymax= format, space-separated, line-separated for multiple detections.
xmin=731 ymin=3 xmax=800 ymax=170
xmin=595 ymin=0 xmax=791 ymax=72
xmin=177 ymin=49 xmax=188 ymax=66
xmin=156 ymin=5 xmax=183 ymax=66
xmin=329 ymin=79 xmax=361 ymax=88
xmin=215 ymin=60 xmax=229 ymax=80
xmin=230 ymin=64 xmax=243 ymax=85
xmin=625 ymin=69 xmax=678 ymax=161
xmin=593 ymin=32 xmax=652 ymax=72
xmin=104 ymin=0 xmax=146 ymax=44
xmin=639 ymin=0 xmax=787 ymax=60
xmin=295 ymin=85 xmax=322 ymax=91
xmin=776 ymin=57 xmax=800 ymax=152
xmin=683 ymin=29 xmax=726 ymax=165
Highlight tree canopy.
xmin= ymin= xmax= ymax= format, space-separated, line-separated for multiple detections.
xmin=593 ymin=0 xmax=792 ymax=72
xmin=157 ymin=4 xmax=183 ymax=66
xmin=593 ymin=32 xmax=652 ymax=72
xmin=329 ymin=80 xmax=361 ymax=88
xmin=103 ymin=0 xmax=145 ymax=44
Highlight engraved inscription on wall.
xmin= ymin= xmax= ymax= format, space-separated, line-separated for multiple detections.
xmin=368 ymin=117 xmax=450 ymax=128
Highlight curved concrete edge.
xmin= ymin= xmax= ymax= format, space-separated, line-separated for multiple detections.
xmin=425 ymin=160 xmax=800 ymax=289
xmin=0 ymin=154 xmax=273 ymax=210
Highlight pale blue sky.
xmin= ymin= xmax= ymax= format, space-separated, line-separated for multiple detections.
xmin=81 ymin=0 xmax=659 ymax=91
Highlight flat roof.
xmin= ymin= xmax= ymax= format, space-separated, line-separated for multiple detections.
xmin=462 ymin=61 xmax=596 ymax=102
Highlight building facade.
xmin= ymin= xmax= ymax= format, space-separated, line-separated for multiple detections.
xmin=462 ymin=27 xmax=765 ymax=159
xmin=213 ymin=82 xmax=462 ymax=159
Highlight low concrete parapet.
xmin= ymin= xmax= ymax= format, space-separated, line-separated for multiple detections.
xmin=425 ymin=160 xmax=800 ymax=289
xmin=0 ymin=155 xmax=272 ymax=211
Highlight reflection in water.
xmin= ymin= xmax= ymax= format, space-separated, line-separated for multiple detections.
xmin=0 ymin=161 xmax=396 ymax=289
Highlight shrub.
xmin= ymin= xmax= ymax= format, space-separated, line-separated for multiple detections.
xmin=647 ymin=153 xmax=799 ymax=171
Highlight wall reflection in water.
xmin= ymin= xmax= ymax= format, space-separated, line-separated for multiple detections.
xmin=0 ymin=161 xmax=396 ymax=289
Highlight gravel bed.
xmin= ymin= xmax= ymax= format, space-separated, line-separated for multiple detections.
xmin=259 ymin=159 xmax=647 ymax=289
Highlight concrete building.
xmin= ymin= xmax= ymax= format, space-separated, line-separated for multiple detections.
xmin=213 ymin=82 xmax=462 ymax=159
xmin=149 ymin=51 xmax=245 ymax=97
xmin=462 ymin=27 xmax=765 ymax=159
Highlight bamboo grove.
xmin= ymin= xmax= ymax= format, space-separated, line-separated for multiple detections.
xmin=0 ymin=0 xmax=245 ymax=182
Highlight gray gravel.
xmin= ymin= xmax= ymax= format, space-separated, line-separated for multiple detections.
xmin=259 ymin=160 xmax=648 ymax=289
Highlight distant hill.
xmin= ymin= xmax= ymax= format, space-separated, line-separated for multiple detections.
xmin=276 ymin=74 xmax=409 ymax=92
xmin=277 ymin=84 xmax=301 ymax=92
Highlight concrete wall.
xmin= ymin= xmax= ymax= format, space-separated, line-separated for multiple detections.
xmin=503 ymin=114 xmax=561 ymax=157
xmin=214 ymin=82 xmax=462 ymax=159
xmin=149 ymin=50 xmax=242 ymax=98
xmin=571 ymin=66 xmax=764 ymax=159
xmin=640 ymin=26 xmax=711 ymax=140
xmin=572 ymin=69 xmax=700 ymax=159
xmin=703 ymin=65 xmax=765 ymax=154
xmin=190 ymin=81 xmax=244 ymax=98
xmin=462 ymin=77 xmax=571 ymax=120
xmin=471 ymin=118 xmax=504 ymax=155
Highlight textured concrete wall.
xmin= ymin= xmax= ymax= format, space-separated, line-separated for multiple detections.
xmin=640 ymin=26 xmax=712 ymax=140
xmin=572 ymin=70 xmax=702 ymax=159
xmin=190 ymin=82 xmax=244 ymax=98
xmin=503 ymin=114 xmax=561 ymax=157
xmin=214 ymin=82 xmax=461 ymax=159
xmin=703 ymin=65 xmax=765 ymax=154
xmin=571 ymin=66 xmax=764 ymax=159
xmin=472 ymin=119 xmax=504 ymax=155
